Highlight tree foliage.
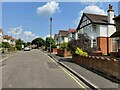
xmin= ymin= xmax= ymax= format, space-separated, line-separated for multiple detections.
xmin=2 ymin=42 xmax=11 ymax=48
xmin=59 ymin=42 xmax=68 ymax=50
xmin=32 ymin=38 xmax=45 ymax=48
xmin=15 ymin=39 xmax=24 ymax=50
xmin=45 ymin=37 xmax=56 ymax=48
xmin=68 ymin=33 xmax=91 ymax=55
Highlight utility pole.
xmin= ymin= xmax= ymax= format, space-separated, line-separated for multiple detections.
xmin=50 ymin=17 xmax=52 ymax=56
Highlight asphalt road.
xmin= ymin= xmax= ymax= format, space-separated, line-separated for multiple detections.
xmin=2 ymin=49 xmax=86 ymax=88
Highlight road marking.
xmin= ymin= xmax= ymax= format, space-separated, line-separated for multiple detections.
xmin=44 ymin=52 xmax=87 ymax=89
xmin=59 ymin=65 xmax=87 ymax=89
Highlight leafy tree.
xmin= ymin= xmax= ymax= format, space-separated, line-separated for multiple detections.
xmin=77 ymin=33 xmax=91 ymax=52
xmin=68 ymin=33 xmax=91 ymax=55
xmin=16 ymin=45 xmax=22 ymax=50
xmin=15 ymin=39 xmax=24 ymax=50
xmin=32 ymin=38 xmax=45 ymax=48
xmin=45 ymin=37 xmax=56 ymax=48
xmin=2 ymin=42 xmax=11 ymax=48
xmin=16 ymin=39 xmax=24 ymax=46
xmin=59 ymin=42 xmax=68 ymax=50
xmin=26 ymin=42 xmax=31 ymax=46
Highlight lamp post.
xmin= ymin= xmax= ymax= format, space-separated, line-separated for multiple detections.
xmin=50 ymin=17 xmax=52 ymax=56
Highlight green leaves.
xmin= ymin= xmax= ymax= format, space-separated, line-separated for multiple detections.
xmin=59 ymin=42 xmax=68 ymax=50
xmin=75 ymin=47 xmax=88 ymax=56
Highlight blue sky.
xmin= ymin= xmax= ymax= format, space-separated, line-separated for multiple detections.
xmin=1 ymin=1 xmax=119 ymax=42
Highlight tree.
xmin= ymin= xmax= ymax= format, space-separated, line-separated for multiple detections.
xmin=32 ymin=38 xmax=45 ymax=48
xmin=68 ymin=33 xmax=91 ymax=55
xmin=45 ymin=37 xmax=56 ymax=48
xmin=15 ymin=39 xmax=24 ymax=50
xmin=59 ymin=42 xmax=68 ymax=50
xmin=2 ymin=42 xmax=11 ymax=48
xmin=77 ymin=33 xmax=91 ymax=52
xmin=16 ymin=39 xmax=24 ymax=46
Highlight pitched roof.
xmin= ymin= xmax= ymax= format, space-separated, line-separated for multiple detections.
xmin=110 ymin=31 xmax=120 ymax=37
xmin=68 ymin=29 xmax=76 ymax=33
xmin=113 ymin=15 xmax=120 ymax=20
xmin=54 ymin=34 xmax=59 ymax=39
xmin=77 ymin=13 xmax=115 ymax=30
xmin=85 ymin=13 xmax=108 ymax=24
xmin=4 ymin=35 xmax=16 ymax=40
xmin=59 ymin=30 xmax=68 ymax=37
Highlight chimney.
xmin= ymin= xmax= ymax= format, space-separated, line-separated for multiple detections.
xmin=107 ymin=4 xmax=114 ymax=24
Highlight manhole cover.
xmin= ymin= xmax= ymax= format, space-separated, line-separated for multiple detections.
xmin=47 ymin=62 xmax=59 ymax=69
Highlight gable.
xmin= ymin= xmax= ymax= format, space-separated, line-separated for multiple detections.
xmin=77 ymin=13 xmax=92 ymax=30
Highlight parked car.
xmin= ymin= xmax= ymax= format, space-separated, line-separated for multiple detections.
xmin=24 ymin=47 xmax=31 ymax=51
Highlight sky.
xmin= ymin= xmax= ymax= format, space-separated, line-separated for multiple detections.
xmin=1 ymin=1 xmax=119 ymax=42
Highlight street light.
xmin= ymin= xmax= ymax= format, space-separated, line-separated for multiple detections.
xmin=50 ymin=17 xmax=52 ymax=55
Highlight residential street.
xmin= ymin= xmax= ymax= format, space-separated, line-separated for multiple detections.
xmin=2 ymin=49 xmax=86 ymax=88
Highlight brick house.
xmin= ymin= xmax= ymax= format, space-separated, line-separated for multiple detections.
xmin=68 ymin=28 xmax=76 ymax=42
xmin=111 ymin=15 xmax=120 ymax=57
xmin=58 ymin=30 xmax=68 ymax=45
xmin=76 ymin=4 xmax=116 ymax=55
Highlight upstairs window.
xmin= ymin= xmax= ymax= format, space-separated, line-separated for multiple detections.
xmin=93 ymin=25 xmax=97 ymax=32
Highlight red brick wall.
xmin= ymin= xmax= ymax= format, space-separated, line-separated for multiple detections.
xmin=52 ymin=48 xmax=57 ymax=54
xmin=97 ymin=37 xmax=112 ymax=55
xmin=72 ymin=56 xmax=120 ymax=80
xmin=57 ymin=49 xmax=71 ymax=57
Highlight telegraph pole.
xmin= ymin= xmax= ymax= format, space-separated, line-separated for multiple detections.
xmin=50 ymin=17 xmax=52 ymax=56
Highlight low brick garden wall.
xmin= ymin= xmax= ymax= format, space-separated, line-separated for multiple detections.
xmin=72 ymin=55 xmax=120 ymax=80
xmin=57 ymin=49 xmax=71 ymax=57
xmin=52 ymin=48 xmax=58 ymax=54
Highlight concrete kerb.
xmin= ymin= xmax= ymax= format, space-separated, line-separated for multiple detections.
xmin=49 ymin=54 xmax=99 ymax=90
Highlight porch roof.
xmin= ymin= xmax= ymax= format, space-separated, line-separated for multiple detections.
xmin=110 ymin=31 xmax=120 ymax=37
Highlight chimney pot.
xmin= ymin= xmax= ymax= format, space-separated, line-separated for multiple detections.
xmin=108 ymin=4 xmax=114 ymax=12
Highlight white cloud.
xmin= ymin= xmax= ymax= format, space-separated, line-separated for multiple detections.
xmin=9 ymin=26 xmax=23 ymax=35
xmin=74 ymin=5 xmax=107 ymax=24
xmin=43 ymin=34 xmax=54 ymax=40
xmin=8 ymin=26 xmax=39 ymax=42
xmin=36 ymin=1 xmax=60 ymax=16
xmin=23 ymin=31 xmax=39 ymax=42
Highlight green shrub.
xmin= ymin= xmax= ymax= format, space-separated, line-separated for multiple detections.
xmin=59 ymin=42 xmax=68 ymax=50
xmin=75 ymin=47 xmax=88 ymax=56
xmin=16 ymin=45 xmax=22 ymax=50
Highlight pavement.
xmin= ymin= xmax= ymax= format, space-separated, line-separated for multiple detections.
xmin=51 ymin=53 xmax=120 ymax=89
xmin=2 ymin=49 xmax=87 ymax=88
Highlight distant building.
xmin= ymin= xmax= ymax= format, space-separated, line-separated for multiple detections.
xmin=68 ymin=28 xmax=76 ymax=42
xmin=0 ymin=29 xmax=4 ymax=47
xmin=3 ymin=35 xmax=16 ymax=47
xmin=76 ymin=4 xmax=116 ymax=55
xmin=54 ymin=34 xmax=59 ymax=45
xmin=58 ymin=30 xmax=68 ymax=45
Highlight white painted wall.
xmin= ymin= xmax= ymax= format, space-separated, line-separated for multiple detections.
xmin=107 ymin=25 xmax=116 ymax=37
xmin=100 ymin=25 xmax=107 ymax=37
xmin=64 ymin=37 xmax=68 ymax=43
xmin=108 ymin=11 xmax=115 ymax=24
xmin=68 ymin=33 xmax=72 ymax=42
